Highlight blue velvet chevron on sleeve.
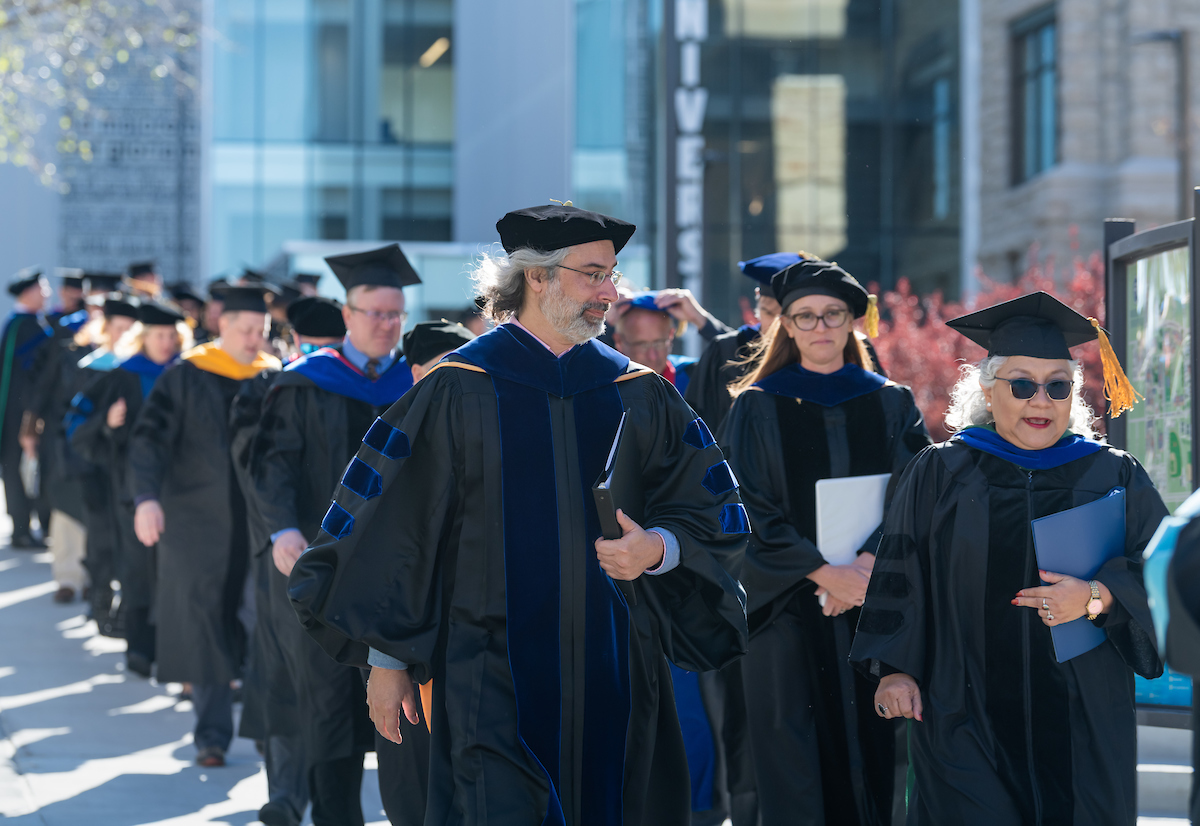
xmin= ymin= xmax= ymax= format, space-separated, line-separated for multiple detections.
xmin=341 ymin=457 xmax=383 ymax=500
xmin=362 ymin=417 xmax=412 ymax=460
xmin=720 ymin=502 xmax=750 ymax=535
xmin=683 ymin=417 xmax=716 ymax=450
xmin=321 ymin=501 xmax=355 ymax=539
xmin=702 ymin=461 xmax=739 ymax=496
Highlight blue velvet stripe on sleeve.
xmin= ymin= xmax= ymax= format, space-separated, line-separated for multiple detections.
xmin=720 ymin=502 xmax=751 ymax=535
xmin=341 ymin=457 xmax=383 ymax=500
xmin=683 ymin=417 xmax=715 ymax=450
xmin=321 ymin=501 xmax=355 ymax=539
xmin=362 ymin=417 xmax=412 ymax=460
xmin=702 ymin=461 xmax=738 ymax=496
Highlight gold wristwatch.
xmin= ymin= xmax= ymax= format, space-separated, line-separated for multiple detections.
xmin=1086 ymin=580 xmax=1103 ymax=621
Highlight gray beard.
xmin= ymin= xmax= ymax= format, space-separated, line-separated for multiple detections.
xmin=540 ymin=278 xmax=607 ymax=345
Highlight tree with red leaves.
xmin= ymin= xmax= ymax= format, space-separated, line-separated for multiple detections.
xmin=871 ymin=251 xmax=1108 ymax=438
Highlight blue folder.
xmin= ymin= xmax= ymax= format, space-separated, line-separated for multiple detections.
xmin=1030 ymin=488 xmax=1126 ymax=663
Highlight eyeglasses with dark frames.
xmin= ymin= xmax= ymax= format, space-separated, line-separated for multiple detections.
xmin=347 ymin=305 xmax=407 ymax=325
xmin=785 ymin=308 xmax=850 ymax=331
xmin=996 ymin=377 xmax=1073 ymax=401
xmin=557 ymin=265 xmax=622 ymax=287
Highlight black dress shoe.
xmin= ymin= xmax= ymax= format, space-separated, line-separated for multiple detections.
xmin=257 ymin=800 xmax=300 ymax=826
xmin=11 ymin=534 xmax=46 ymax=550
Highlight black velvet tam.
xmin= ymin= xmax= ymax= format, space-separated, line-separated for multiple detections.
xmin=127 ymin=260 xmax=156 ymax=278
xmin=770 ymin=261 xmax=870 ymax=317
xmin=326 ymin=243 xmax=421 ymax=291
xmin=946 ymin=291 xmax=1097 ymax=359
xmin=84 ymin=272 xmax=124 ymax=293
xmin=213 ymin=285 xmax=271 ymax=314
xmin=7 ymin=266 xmax=43 ymax=296
xmin=496 ymin=203 xmax=636 ymax=255
xmin=402 ymin=319 xmax=476 ymax=367
xmin=286 ymin=296 xmax=346 ymax=338
xmin=138 ymin=301 xmax=185 ymax=326
xmin=58 ymin=268 xmax=85 ymax=290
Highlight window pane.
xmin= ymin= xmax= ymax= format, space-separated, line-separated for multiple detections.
xmin=1040 ymin=60 xmax=1056 ymax=170
xmin=380 ymin=0 xmax=454 ymax=144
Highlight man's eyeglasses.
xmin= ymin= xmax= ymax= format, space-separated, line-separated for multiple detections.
xmin=557 ymin=265 xmax=622 ymax=287
xmin=348 ymin=305 xmax=406 ymax=325
xmin=996 ymin=377 xmax=1073 ymax=401
xmin=786 ymin=308 xmax=850 ymax=331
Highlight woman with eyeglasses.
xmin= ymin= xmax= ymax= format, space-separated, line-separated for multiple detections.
xmin=721 ymin=260 xmax=930 ymax=826
xmin=850 ymin=292 xmax=1166 ymax=825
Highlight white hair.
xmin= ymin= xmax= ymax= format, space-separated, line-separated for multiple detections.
xmin=945 ymin=355 xmax=1100 ymax=440
xmin=470 ymin=246 xmax=570 ymax=322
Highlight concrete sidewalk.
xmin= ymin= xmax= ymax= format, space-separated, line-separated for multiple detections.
xmin=0 ymin=544 xmax=387 ymax=825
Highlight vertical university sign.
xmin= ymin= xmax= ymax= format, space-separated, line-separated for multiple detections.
xmin=665 ymin=0 xmax=708 ymax=299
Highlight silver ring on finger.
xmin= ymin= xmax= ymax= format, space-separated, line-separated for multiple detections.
xmin=1047 ymin=612 xmax=1054 ymax=621
xmin=876 ymin=702 xmax=889 ymax=716
xmin=1042 ymin=599 xmax=1048 ymax=611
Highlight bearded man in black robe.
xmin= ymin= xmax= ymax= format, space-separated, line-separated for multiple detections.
xmin=129 ymin=286 xmax=281 ymax=768
xmin=289 ymin=203 xmax=749 ymax=826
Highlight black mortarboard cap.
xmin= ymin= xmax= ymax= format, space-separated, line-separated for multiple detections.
xmin=58 ymin=268 xmax=85 ymax=290
xmin=8 ymin=266 xmax=43 ymax=297
xmin=945 ymin=292 xmax=1098 ymax=360
xmin=138 ymin=301 xmax=185 ymax=326
xmin=216 ymin=285 xmax=271 ymax=314
xmin=496 ymin=203 xmax=636 ymax=255
xmin=286 ymin=296 xmax=346 ymax=338
xmin=101 ymin=294 xmax=139 ymax=320
xmin=771 ymin=261 xmax=870 ymax=318
xmin=85 ymin=272 xmax=124 ymax=293
xmin=167 ymin=282 xmax=205 ymax=305
xmin=326 ymin=244 xmax=421 ymax=291
xmin=402 ymin=319 xmax=476 ymax=368
xmin=128 ymin=261 xmax=156 ymax=278
xmin=293 ymin=272 xmax=322 ymax=286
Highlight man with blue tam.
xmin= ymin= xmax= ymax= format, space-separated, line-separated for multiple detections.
xmin=611 ymin=290 xmax=699 ymax=394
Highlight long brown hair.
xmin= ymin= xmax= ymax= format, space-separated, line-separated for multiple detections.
xmin=729 ymin=316 xmax=874 ymax=398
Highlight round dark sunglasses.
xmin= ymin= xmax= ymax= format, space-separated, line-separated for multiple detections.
xmin=997 ymin=377 xmax=1073 ymax=401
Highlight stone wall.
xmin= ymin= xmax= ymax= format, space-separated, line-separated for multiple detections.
xmin=977 ymin=0 xmax=1197 ymax=280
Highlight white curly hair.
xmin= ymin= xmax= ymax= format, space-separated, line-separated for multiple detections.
xmin=944 ymin=355 xmax=1100 ymax=440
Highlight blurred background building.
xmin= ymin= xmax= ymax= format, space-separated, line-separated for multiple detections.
xmin=0 ymin=0 xmax=1195 ymax=326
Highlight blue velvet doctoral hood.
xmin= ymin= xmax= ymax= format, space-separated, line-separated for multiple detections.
xmin=952 ymin=426 xmax=1105 ymax=470
xmin=119 ymin=353 xmax=178 ymax=398
xmin=284 ymin=346 xmax=413 ymax=406
xmin=453 ymin=323 xmax=630 ymax=398
xmin=753 ymin=362 xmax=887 ymax=407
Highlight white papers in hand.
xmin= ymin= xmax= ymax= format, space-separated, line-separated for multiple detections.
xmin=814 ymin=473 xmax=891 ymax=566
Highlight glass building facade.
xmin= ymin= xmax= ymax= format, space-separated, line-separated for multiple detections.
xmin=209 ymin=0 xmax=454 ymax=273
xmin=571 ymin=0 xmax=962 ymax=326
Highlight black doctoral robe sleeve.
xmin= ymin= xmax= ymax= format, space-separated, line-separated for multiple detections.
xmin=720 ymin=390 xmax=826 ymax=619
xmin=683 ymin=332 xmax=741 ymax=433
xmin=229 ymin=373 xmax=277 ymax=555
xmin=67 ymin=371 xmax=119 ymax=466
xmin=288 ymin=367 xmax=460 ymax=684
xmin=1092 ymin=453 xmax=1167 ymax=678
xmin=128 ymin=365 xmax=186 ymax=503
xmin=849 ymin=444 xmax=945 ymax=682
xmin=247 ymin=384 xmax=308 ymax=540
xmin=626 ymin=373 xmax=749 ymax=672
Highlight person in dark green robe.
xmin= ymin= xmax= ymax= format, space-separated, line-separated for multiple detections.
xmin=289 ymin=203 xmax=749 ymax=826
xmin=850 ymin=292 xmax=1167 ymax=825
xmin=0 ymin=268 xmax=54 ymax=548
xmin=720 ymin=260 xmax=929 ymax=826
xmin=128 ymin=286 xmax=281 ymax=768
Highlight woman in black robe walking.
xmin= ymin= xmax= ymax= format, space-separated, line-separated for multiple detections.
xmin=720 ymin=260 xmax=929 ymax=826
xmin=851 ymin=292 xmax=1166 ymax=825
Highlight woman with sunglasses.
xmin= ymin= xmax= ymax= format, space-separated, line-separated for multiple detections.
xmin=850 ymin=292 xmax=1167 ymax=825
xmin=721 ymin=260 xmax=930 ymax=826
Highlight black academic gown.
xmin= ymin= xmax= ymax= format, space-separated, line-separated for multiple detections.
xmin=288 ymin=324 xmax=749 ymax=826
xmin=684 ymin=325 xmax=761 ymax=433
xmin=245 ymin=350 xmax=414 ymax=767
xmin=720 ymin=364 xmax=929 ymax=826
xmin=850 ymin=440 xmax=1166 ymax=826
xmin=0 ymin=311 xmax=53 ymax=535
xmin=28 ymin=339 xmax=95 ymax=523
xmin=128 ymin=359 xmax=278 ymax=685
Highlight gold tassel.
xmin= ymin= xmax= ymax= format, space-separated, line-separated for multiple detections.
xmin=1089 ymin=318 xmax=1143 ymax=418
xmin=865 ymin=294 xmax=880 ymax=338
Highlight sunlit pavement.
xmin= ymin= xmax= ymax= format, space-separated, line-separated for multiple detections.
xmin=0 ymin=543 xmax=387 ymax=825
xmin=0 ymin=529 xmax=1195 ymax=824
